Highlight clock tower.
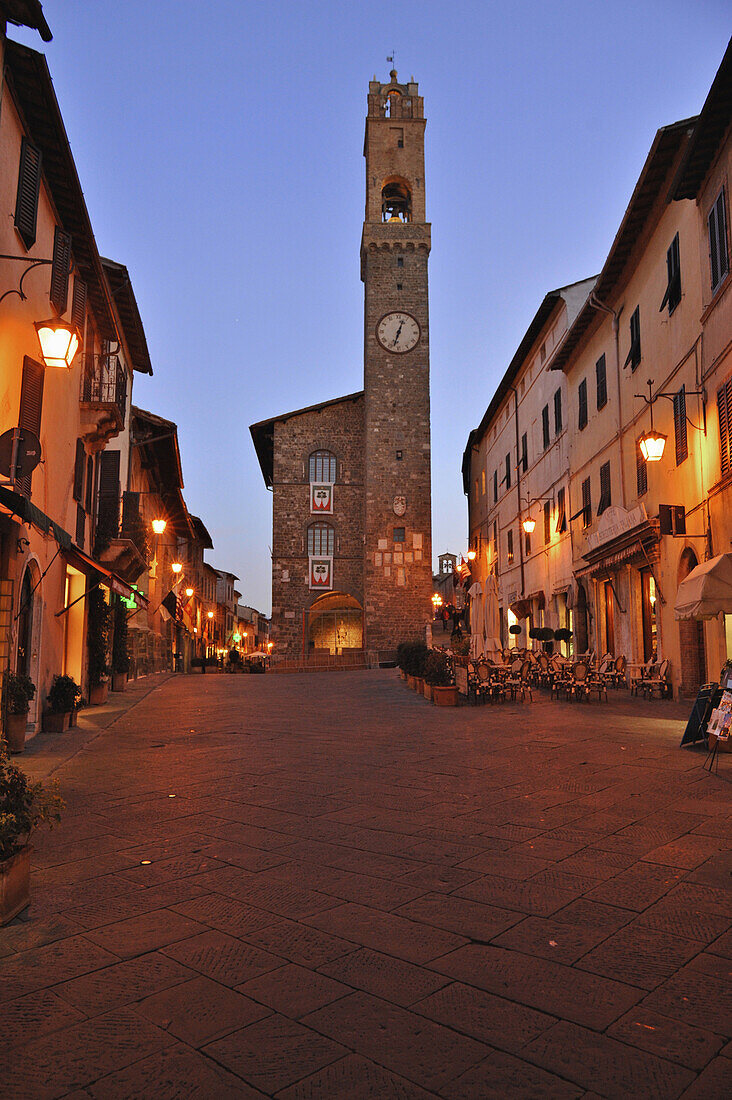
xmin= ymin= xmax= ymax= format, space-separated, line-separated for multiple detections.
xmin=361 ymin=70 xmax=432 ymax=653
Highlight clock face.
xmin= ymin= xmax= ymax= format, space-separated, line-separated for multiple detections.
xmin=376 ymin=312 xmax=420 ymax=353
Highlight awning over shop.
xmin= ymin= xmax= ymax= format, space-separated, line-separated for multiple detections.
xmin=0 ymin=484 xmax=72 ymax=547
xmin=674 ymin=553 xmax=732 ymax=620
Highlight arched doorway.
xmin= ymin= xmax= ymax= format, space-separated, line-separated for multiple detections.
xmin=678 ymin=548 xmax=706 ymax=695
xmin=575 ymin=582 xmax=589 ymax=654
xmin=15 ymin=560 xmax=42 ymax=726
xmin=307 ymin=592 xmax=363 ymax=657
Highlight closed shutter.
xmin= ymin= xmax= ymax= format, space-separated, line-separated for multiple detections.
xmin=625 ymin=307 xmax=641 ymax=370
xmin=97 ymin=449 xmax=121 ymax=542
xmin=75 ymin=503 xmax=86 ymax=549
xmin=578 ymin=379 xmax=588 ymax=430
xmin=73 ymin=438 xmax=85 ymax=501
xmin=636 ymin=441 xmax=648 ymax=496
xmin=505 ymin=453 xmax=511 ymax=489
xmin=598 ymin=462 xmax=611 ymax=515
xmin=521 ymin=433 xmax=528 ymax=472
xmin=71 ymin=278 xmax=87 ymax=340
xmin=14 ymin=138 xmax=42 ymax=249
xmin=493 ymin=469 xmax=498 ymax=502
xmin=542 ymin=405 xmax=550 ymax=449
xmin=673 ymin=387 xmax=688 ymax=465
xmin=49 ymin=227 xmax=72 ymax=314
xmin=17 ymin=356 xmax=44 ymax=497
xmin=709 ymin=189 xmax=729 ymax=292
xmin=596 ymin=354 xmax=607 ymax=409
xmin=582 ymin=477 xmax=591 ymax=528
xmin=660 ymin=234 xmax=681 ymax=313
xmin=718 ymin=380 xmax=732 ymax=478
xmin=556 ymin=487 xmax=567 ymax=533
xmin=554 ymin=389 xmax=563 ymax=434
xmin=544 ymin=500 xmax=551 ymax=544
xmin=121 ymin=490 xmax=140 ymax=535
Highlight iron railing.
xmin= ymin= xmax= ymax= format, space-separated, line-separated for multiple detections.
xmin=80 ymin=354 xmax=127 ymax=426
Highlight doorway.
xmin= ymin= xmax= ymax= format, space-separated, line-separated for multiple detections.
xmin=306 ymin=592 xmax=363 ymax=656
xmin=604 ymin=581 xmax=615 ymax=656
xmin=678 ymin=549 xmax=706 ymax=694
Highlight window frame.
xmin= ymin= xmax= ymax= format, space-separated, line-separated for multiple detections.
xmin=708 ymin=186 xmax=730 ymax=294
xmin=307 ymin=521 xmax=335 ymax=557
xmin=660 ymin=233 xmax=681 ymax=314
xmin=596 ymin=354 xmax=607 ymax=410
xmin=581 ymin=476 xmax=592 ymax=529
xmin=543 ymin=500 xmax=552 ymax=544
xmin=555 ymin=487 xmax=567 ymax=534
xmin=308 ymin=450 xmax=337 ymax=484
xmin=624 ymin=307 xmax=641 ymax=371
xmin=636 ymin=438 xmax=648 ymax=496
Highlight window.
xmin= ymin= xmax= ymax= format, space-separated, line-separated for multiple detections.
xmin=598 ymin=461 xmax=611 ymax=515
xmin=637 ymin=439 xmax=648 ymax=496
xmin=708 ymin=187 xmax=729 ymax=293
xmin=582 ymin=477 xmax=591 ymax=528
xmin=493 ymin=469 xmax=498 ymax=503
xmin=661 ymin=233 xmax=681 ymax=314
xmin=49 ymin=226 xmax=72 ymax=316
xmin=554 ymin=389 xmax=563 ymax=434
xmin=481 ymin=469 xmax=486 ymax=495
xmin=671 ymin=386 xmax=687 ymax=467
xmin=542 ymin=405 xmax=550 ymax=450
xmin=596 ymin=354 xmax=607 ymax=410
xmin=85 ymin=455 xmax=94 ymax=514
xmin=718 ymin=376 xmax=732 ymax=477
xmin=397 ymin=256 xmax=404 ymax=267
xmin=396 ymin=449 xmax=402 ymax=460
xmin=625 ymin=307 xmax=641 ymax=371
xmin=71 ymin=278 xmax=87 ymax=346
xmin=556 ymin=487 xmax=567 ymax=534
xmin=507 ymin=528 xmax=514 ymax=564
xmin=393 ymin=527 xmax=405 ymax=542
xmin=309 ymin=450 xmax=336 ymax=483
xmin=14 ymin=137 xmax=42 ymax=250
xmin=543 ymin=500 xmax=552 ymax=544
xmin=578 ymin=379 xmax=588 ymax=430
xmin=505 ymin=453 xmax=511 ymax=489
xmin=308 ymin=522 xmax=334 ymax=556
xmin=521 ymin=433 xmax=528 ymax=473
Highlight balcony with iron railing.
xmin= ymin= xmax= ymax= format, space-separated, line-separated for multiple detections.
xmin=79 ymin=350 xmax=127 ymax=444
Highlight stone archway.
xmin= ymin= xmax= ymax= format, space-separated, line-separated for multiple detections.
xmin=307 ymin=591 xmax=363 ymax=657
xmin=678 ymin=548 xmax=706 ymax=695
xmin=15 ymin=558 xmax=42 ymax=727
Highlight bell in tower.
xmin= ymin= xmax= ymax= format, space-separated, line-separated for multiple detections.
xmin=382 ymin=179 xmax=412 ymax=223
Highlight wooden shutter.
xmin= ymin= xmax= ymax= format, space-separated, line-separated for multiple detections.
xmin=121 ymin=491 xmax=140 ymax=536
xmin=674 ymin=387 xmax=688 ymax=465
xmin=556 ymin=487 xmax=567 ymax=533
xmin=578 ymin=379 xmax=588 ymax=429
xmin=17 ymin=356 xmax=44 ymax=497
xmin=73 ymin=438 xmax=85 ymax=501
xmin=598 ymin=462 xmax=611 ymax=515
xmin=708 ymin=190 xmax=729 ymax=292
xmin=505 ymin=453 xmax=511 ymax=489
xmin=75 ymin=503 xmax=86 ymax=549
xmin=596 ymin=354 xmax=607 ymax=409
xmin=636 ymin=441 xmax=648 ymax=496
xmin=507 ymin=528 xmax=513 ymax=563
xmin=544 ymin=500 xmax=551 ymax=544
xmin=49 ymin=226 xmax=72 ymax=314
xmin=521 ymin=433 xmax=528 ymax=472
xmin=493 ymin=469 xmax=498 ymax=502
xmin=71 ymin=278 xmax=87 ymax=340
xmin=582 ymin=477 xmax=591 ymax=527
xmin=85 ymin=455 xmax=94 ymax=513
xmin=554 ymin=389 xmax=562 ymax=434
xmin=97 ymin=449 xmax=121 ymax=541
xmin=542 ymin=405 xmax=550 ymax=449
xmin=14 ymin=138 xmax=42 ymax=249
xmin=718 ymin=380 xmax=732 ymax=478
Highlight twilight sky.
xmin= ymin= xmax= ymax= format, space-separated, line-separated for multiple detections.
xmin=9 ymin=1 xmax=729 ymax=614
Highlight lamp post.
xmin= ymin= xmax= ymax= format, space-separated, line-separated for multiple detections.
xmin=150 ymin=518 xmax=166 ymax=586
xmin=636 ymin=378 xmax=707 ymax=463
xmin=171 ymin=561 xmax=183 ymax=671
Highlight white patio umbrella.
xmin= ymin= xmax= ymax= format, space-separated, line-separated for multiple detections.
xmin=468 ymin=580 xmax=483 ymax=659
xmin=483 ymin=574 xmax=502 ymax=656
xmin=675 ymin=553 xmax=732 ymax=620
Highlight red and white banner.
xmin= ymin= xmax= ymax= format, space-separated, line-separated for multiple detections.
xmin=309 ymin=555 xmax=333 ymax=590
xmin=310 ymin=482 xmax=333 ymax=514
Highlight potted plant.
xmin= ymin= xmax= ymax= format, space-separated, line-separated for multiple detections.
xmin=554 ymin=627 xmax=573 ymax=655
xmin=87 ymin=586 xmax=111 ymax=704
xmin=424 ymin=648 xmax=458 ymax=706
xmin=2 ymin=672 xmax=36 ymax=755
xmin=0 ymin=747 xmax=64 ymax=924
xmin=509 ymin=624 xmax=522 ymax=637
xmin=407 ymin=641 xmax=428 ymax=693
xmin=43 ymin=675 xmax=81 ymax=733
xmin=111 ymin=597 xmax=129 ymax=692
xmin=396 ymin=642 xmax=409 ymax=680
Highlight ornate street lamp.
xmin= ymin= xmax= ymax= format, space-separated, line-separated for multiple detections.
xmin=34 ymin=317 xmax=80 ymax=368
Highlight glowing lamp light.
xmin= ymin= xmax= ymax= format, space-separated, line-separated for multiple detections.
xmin=207 ymin=610 xmax=214 ymax=619
xmin=185 ymin=587 xmax=194 ymax=598
xmin=171 ymin=562 xmax=182 ymax=574
xmin=431 ymin=593 xmax=443 ymax=608
xmin=34 ymin=317 xmax=80 ymax=368
xmin=639 ymin=430 xmax=667 ymax=462
xmin=151 ymin=518 xmax=167 ymax=535
xmin=522 ymin=516 xmax=536 ymax=534
xmin=467 ymin=549 xmax=477 ymax=561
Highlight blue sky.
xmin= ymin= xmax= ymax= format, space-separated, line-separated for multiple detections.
xmin=9 ymin=1 xmax=729 ymax=613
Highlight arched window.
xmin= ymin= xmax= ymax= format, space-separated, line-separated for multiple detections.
xmin=309 ymin=450 xmax=336 ymax=483
xmin=382 ymin=178 xmax=412 ymax=223
xmin=308 ymin=522 xmax=335 ymax=556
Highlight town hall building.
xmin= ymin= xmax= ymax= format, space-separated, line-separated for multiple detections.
xmin=251 ymin=70 xmax=433 ymax=663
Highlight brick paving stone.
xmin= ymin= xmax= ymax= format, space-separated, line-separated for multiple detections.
xmin=227 ymin=879 xmax=341 ymax=920
xmin=205 ymin=1012 xmax=347 ymax=1094
xmin=238 ymin=962 xmax=351 ymax=1017
xmin=708 ymin=927 xmax=732 ymax=959
xmin=641 ymin=963 xmax=732 ymax=1035
xmin=584 ymin=861 xmax=686 ymax=910
xmin=686 ymin=850 xmax=732 ymax=891
xmin=0 ymin=987 xmax=86 ymax=1047
xmin=440 ymin=1050 xmax=583 ymax=1099
xmin=523 ymin=1020 xmax=696 ymax=1098
xmin=394 ymin=891 xmax=521 ymax=941
xmin=171 ymin=892 xmax=278 ymax=937
xmin=83 ymin=908 xmax=207 ymax=959
xmin=412 ymin=980 xmax=555 ymax=1053
xmin=510 ymin=836 xmax=587 ymax=862
xmin=430 ymin=944 xmax=641 ymax=1029
xmin=397 ymin=864 xmax=482 ymax=892
xmin=305 ymin=902 xmax=467 ymax=964
xmin=491 ymin=914 xmax=616 ymax=964
xmin=549 ymin=896 xmax=634 ymax=935
xmin=630 ymin=893 xmax=731 ymax=944
xmin=86 ymin=1042 xmax=262 ymax=1099
xmin=663 ymin=880 xmax=732 ymax=917
xmin=0 ymin=912 xmax=84 ymax=954
xmin=457 ymin=849 xmax=551 ymax=879
xmin=161 ymin=929 xmax=283 ymax=985
xmin=122 ymin=852 xmax=231 ymax=887
xmin=607 ymin=1005 xmax=725 ymax=1070
xmin=555 ymin=846 xmax=638 ymax=880
xmin=54 ymin=952 xmax=194 ymax=1016
xmin=643 ymin=834 xmax=725 ymax=869
xmin=283 ymin=837 xmax=424 ymax=879
xmin=576 ymin=924 xmax=706 ymax=989
xmin=275 ymin=1053 xmax=439 ymax=1099
xmin=244 ymin=916 xmax=357 ymax=967
xmin=0 ymin=933 xmax=119 ymax=1004
xmin=318 ymin=945 xmax=450 ymax=1006
xmin=0 ymin=1006 xmax=175 ymax=1098
xmin=454 ymin=870 xmax=586 ymax=917
xmin=135 ymin=974 xmax=271 ymax=1046
xmin=302 ymin=991 xmax=489 ymax=1091
xmin=678 ymin=1055 xmax=732 ymax=1099
xmin=197 ymin=838 xmax=293 ymax=872
xmin=32 ymin=850 xmax=140 ymax=887
xmin=267 ymin=861 xmax=428 ymax=911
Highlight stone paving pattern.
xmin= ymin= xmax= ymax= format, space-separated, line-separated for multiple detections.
xmin=1 ymin=670 xmax=730 ymax=1097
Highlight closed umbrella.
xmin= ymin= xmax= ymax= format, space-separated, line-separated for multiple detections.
xmin=483 ymin=574 xmax=501 ymax=656
xmin=675 ymin=553 xmax=732 ymax=620
xmin=468 ymin=580 xmax=483 ymax=659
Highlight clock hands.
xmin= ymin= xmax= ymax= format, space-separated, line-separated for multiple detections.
xmin=391 ymin=321 xmax=404 ymax=347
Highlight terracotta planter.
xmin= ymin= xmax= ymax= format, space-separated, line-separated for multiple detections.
xmin=423 ymin=681 xmax=433 ymax=701
xmin=89 ymin=682 xmax=109 ymax=706
xmin=0 ymin=845 xmax=32 ymax=925
xmin=406 ymin=675 xmax=415 ymax=690
xmin=415 ymin=678 xmax=424 ymax=694
xmin=432 ymin=685 xmax=459 ymax=707
xmin=399 ymin=669 xmax=406 ymax=680
xmin=4 ymin=712 xmax=28 ymax=754
xmin=69 ymin=709 xmax=78 ymax=728
xmin=42 ymin=710 xmax=71 ymax=733
xmin=111 ymin=672 xmax=127 ymax=692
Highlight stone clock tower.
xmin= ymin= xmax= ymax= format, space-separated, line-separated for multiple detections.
xmin=361 ymin=70 xmax=432 ymax=652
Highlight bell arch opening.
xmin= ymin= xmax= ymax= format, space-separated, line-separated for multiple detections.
xmin=382 ymin=177 xmax=412 ymax=223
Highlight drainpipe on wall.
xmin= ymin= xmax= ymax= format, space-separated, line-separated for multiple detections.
xmin=589 ymin=293 xmax=626 ymax=508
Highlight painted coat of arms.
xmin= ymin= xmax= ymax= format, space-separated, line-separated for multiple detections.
xmin=309 ymin=556 xmax=333 ymax=590
xmin=310 ymin=482 xmax=334 ymax=514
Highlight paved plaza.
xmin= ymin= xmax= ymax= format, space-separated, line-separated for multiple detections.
xmin=1 ymin=671 xmax=731 ymax=1098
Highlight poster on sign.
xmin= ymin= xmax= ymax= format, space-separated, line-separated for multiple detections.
xmin=309 ymin=556 xmax=333 ymax=590
xmin=310 ymin=482 xmax=333 ymax=514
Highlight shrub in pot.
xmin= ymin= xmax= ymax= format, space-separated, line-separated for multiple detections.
xmin=423 ymin=649 xmax=458 ymax=706
xmin=87 ymin=586 xmax=111 ymax=703
xmin=509 ymin=624 xmax=522 ymax=636
xmin=43 ymin=675 xmax=81 ymax=733
xmin=2 ymin=672 xmax=36 ymax=754
xmin=0 ymin=746 xmax=64 ymax=924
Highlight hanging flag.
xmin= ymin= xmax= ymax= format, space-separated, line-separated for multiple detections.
xmin=458 ymin=556 xmax=471 ymax=582
xmin=161 ymin=590 xmax=177 ymax=620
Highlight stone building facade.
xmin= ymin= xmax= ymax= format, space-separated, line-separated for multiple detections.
xmin=251 ymin=71 xmax=432 ymax=663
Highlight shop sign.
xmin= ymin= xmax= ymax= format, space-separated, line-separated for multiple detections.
xmin=587 ymin=504 xmax=648 ymax=552
xmin=310 ymin=483 xmax=333 ymax=514
xmin=309 ymin=555 xmax=333 ymax=590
